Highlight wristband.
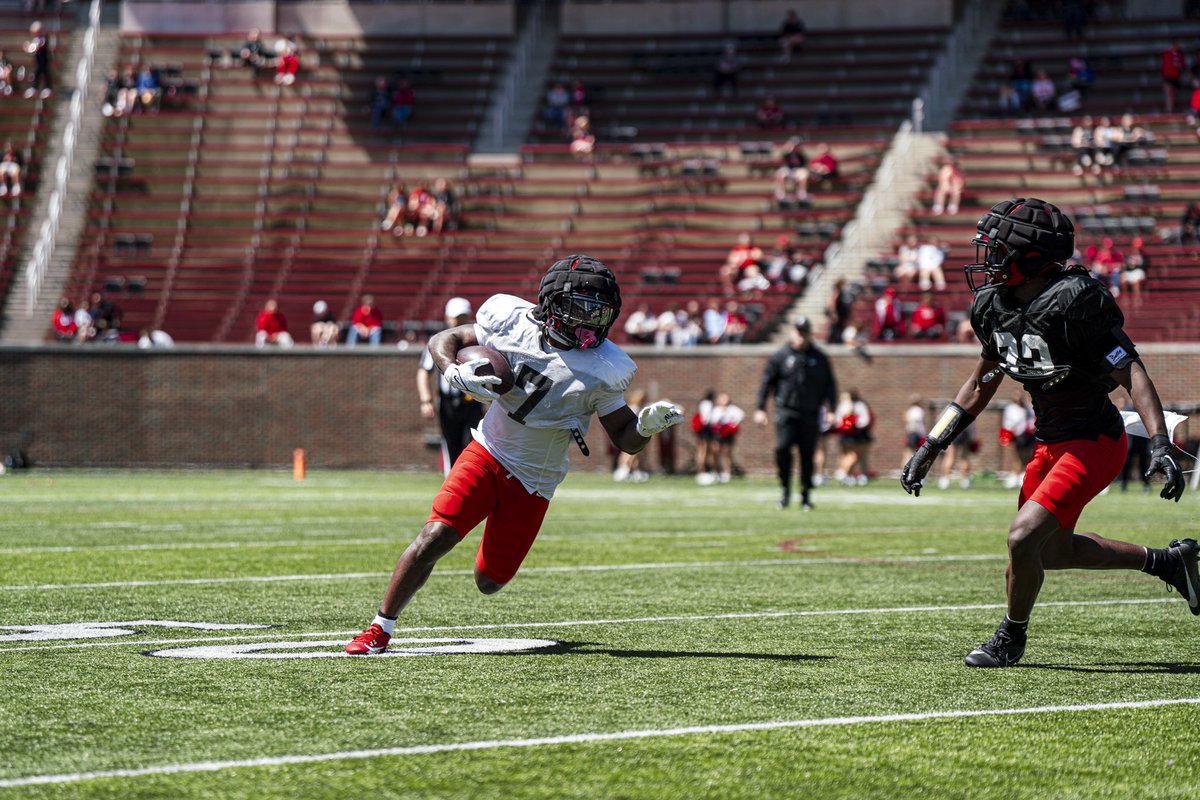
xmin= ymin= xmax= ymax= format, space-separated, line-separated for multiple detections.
xmin=925 ymin=402 xmax=975 ymax=450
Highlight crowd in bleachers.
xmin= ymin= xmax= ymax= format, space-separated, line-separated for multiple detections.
xmin=379 ymin=178 xmax=459 ymax=236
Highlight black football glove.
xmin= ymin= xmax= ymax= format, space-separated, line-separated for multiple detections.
xmin=1146 ymin=434 xmax=1185 ymax=502
xmin=901 ymin=441 xmax=940 ymax=497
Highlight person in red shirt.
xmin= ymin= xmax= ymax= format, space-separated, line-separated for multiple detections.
xmin=872 ymin=286 xmax=905 ymax=341
xmin=391 ymin=79 xmax=415 ymax=126
xmin=1162 ymin=40 xmax=1187 ymax=113
xmin=718 ymin=232 xmax=762 ymax=295
xmin=1085 ymin=237 xmax=1123 ymax=293
xmin=755 ymin=95 xmax=784 ymax=129
xmin=52 ymin=297 xmax=77 ymax=342
xmin=910 ymin=292 xmax=947 ymax=340
xmin=347 ymin=294 xmax=384 ymax=346
xmin=255 ymin=298 xmax=294 ymax=348
xmin=274 ymin=41 xmax=299 ymax=86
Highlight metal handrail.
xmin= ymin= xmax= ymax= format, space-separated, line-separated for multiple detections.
xmin=26 ymin=0 xmax=102 ymax=315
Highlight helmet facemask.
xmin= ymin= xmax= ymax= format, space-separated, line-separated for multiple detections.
xmin=965 ymin=234 xmax=1021 ymax=292
xmin=544 ymin=289 xmax=617 ymax=350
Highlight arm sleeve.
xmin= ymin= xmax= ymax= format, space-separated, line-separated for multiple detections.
xmin=756 ymin=354 xmax=779 ymax=410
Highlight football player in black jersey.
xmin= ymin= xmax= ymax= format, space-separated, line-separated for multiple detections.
xmin=901 ymin=198 xmax=1194 ymax=668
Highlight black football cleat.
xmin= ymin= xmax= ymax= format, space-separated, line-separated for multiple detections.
xmin=964 ymin=628 xmax=1026 ymax=668
xmin=1163 ymin=538 xmax=1200 ymax=616
xmin=777 ymin=489 xmax=790 ymax=510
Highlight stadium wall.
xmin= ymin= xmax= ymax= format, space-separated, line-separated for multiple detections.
xmin=2 ymin=345 xmax=1197 ymax=474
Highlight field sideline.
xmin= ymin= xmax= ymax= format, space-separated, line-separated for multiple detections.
xmin=1 ymin=469 xmax=1198 ymax=798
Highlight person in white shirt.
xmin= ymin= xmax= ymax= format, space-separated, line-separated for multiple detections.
xmin=902 ymin=394 xmax=926 ymax=466
xmin=915 ymin=241 xmax=948 ymax=291
xmin=346 ymin=256 xmax=684 ymax=655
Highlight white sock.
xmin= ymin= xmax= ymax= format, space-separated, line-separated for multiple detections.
xmin=372 ymin=613 xmax=396 ymax=635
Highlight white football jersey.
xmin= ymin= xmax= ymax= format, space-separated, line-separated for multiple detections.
xmin=472 ymin=294 xmax=636 ymax=498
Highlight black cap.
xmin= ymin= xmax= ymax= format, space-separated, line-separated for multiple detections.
xmin=793 ymin=316 xmax=812 ymax=334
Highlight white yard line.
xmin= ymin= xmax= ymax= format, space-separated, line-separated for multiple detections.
xmin=0 ymin=597 xmax=1177 ymax=655
xmin=1 ymin=697 xmax=1196 ymax=788
xmin=0 ymin=554 xmax=1009 ymax=592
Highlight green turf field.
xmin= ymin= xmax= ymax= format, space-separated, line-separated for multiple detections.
xmin=1 ymin=469 xmax=1198 ymax=798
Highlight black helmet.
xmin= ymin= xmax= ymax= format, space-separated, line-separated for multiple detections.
xmin=534 ymin=255 xmax=622 ymax=349
xmin=965 ymin=198 xmax=1075 ymax=292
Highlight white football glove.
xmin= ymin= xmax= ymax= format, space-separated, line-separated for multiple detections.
xmin=443 ymin=358 xmax=502 ymax=401
xmin=636 ymin=401 xmax=685 ymax=437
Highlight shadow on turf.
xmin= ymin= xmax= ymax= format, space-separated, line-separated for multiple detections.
xmin=517 ymin=641 xmax=833 ymax=663
xmin=1023 ymin=661 xmax=1200 ymax=675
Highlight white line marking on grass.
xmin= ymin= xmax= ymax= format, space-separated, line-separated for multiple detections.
xmin=0 ymin=554 xmax=1009 ymax=592
xmin=0 ymin=598 xmax=1178 ymax=654
xmin=2 ymin=697 xmax=1197 ymax=788
xmin=0 ymin=537 xmax=397 ymax=555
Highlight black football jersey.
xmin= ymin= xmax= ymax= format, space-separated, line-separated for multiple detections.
xmin=970 ymin=270 xmax=1137 ymax=443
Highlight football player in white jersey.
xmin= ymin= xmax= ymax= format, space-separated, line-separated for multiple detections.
xmin=347 ymin=255 xmax=684 ymax=654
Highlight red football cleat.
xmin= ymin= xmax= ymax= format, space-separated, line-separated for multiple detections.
xmin=345 ymin=623 xmax=390 ymax=655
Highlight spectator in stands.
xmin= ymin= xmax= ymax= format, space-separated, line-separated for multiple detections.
xmin=1009 ymin=58 xmax=1034 ymax=111
xmin=1067 ymin=55 xmax=1094 ymax=101
xmin=569 ymin=79 xmax=588 ymax=111
xmin=73 ymin=299 xmax=93 ymax=343
xmin=719 ymin=232 xmax=762 ymax=295
xmin=380 ymin=181 xmax=409 ymax=234
xmin=274 ymin=40 xmax=299 ymax=86
xmin=346 ymin=294 xmax=384 ymax=346
xmin=544 ymin=82 xmax=569 ymax=132
xmin=893 ymin=234 xmax=920 ymax=284
xmin=674 ymin=300 xmax=703 ymax=347
xmin=239 ymin=29 xmax=273 ymax=70
xmin=1030 ymin=69 xmax=1056 ymax=112
xmin=137 ymin=328 xmax=174 ymax=348
xmin=826 ymin=277 xmax=853 ymax=345
xmin=89 ymin=291 xmax=122 ymax=342
xmin=915 ymin=239 xmax=948 ymax=291
xmin=623 ymin=303 xmax=656 ymax=344
xmin=713 ymin=43 xmax=742 ymax=97
xmin=0 ymin=50 xmax=16 ymax=97
xmin=311 ymin=300 xmax=339 ymax=348
xmin=254 ymin=299 xmax=292 ymax=348
xmin=806 ymin=143 xmax=839 ymax=190
xmin=369 ymin=76 xmax=391 ymax=128
xmin=408 ymin=181 xmax=437 ymax=237
xmin=391 ymin=79 xmax=415 ymax=126
xmin=909 ymin=292 xmax=946 ymax=340
xmin=764 ymin=235 xmax=803 ymax=287
xmin=136 ymin=64 xmax=160 ymax=113
xmin=1121 ymin=236 xmax=1149 ymax=307
xmin=1162 ymin=40 xmax=1187 ymax=114
xmin=1070 ymin=115 xmax=1095 ymax=176
xmin=653 ymin=304 xmax=678 ymax=348
xmin=736 ymin=264 xmax=771 ymax=296
xmin=1092 ymin=116 xmax=1119 ymax=169
xmin=930 ymin=159 xmax=964 ymax=216
xmin=23 ymin=21 xmax=51 ymax=99
xmin=998 ymin=82 xmax=1020 ymax=115
xmin=1113 ymin=113 xmax=1149 ymax=169
xmin=431 ymin=178 xmax=457 ymax=234
xmin=1180 ymin=201 xmax=1200 ymax=244
xmin=52 ymin=297 xmax=76 ymax=342
xmin=872 ymin=286 xmax=905 ymax=341
xmin=723 ymin=301 xmax=748 ymax=343
xmin=756 ymin=95 xmax=785 ymax=130
xmin=1085 ymin=236 xmax=1122 ymax=293
xmin=778 ymin=10 xmax=806 ymax=64
xmin=0 ymin=142 xmax=23 ymax=198
xmin=702 ymin=298 xmax=727 ymax=344
xmin=773 ymin=138 xmax=808 ymax=206
xmin=569 ymin=115 xmax=595 ymax=161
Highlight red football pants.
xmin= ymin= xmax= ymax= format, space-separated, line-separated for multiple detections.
xmin=428 ymin=440 xmax=550 ymax=584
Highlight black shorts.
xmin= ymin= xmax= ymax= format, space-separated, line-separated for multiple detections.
xmin=905 ymin=432 xmax=923 ymax=449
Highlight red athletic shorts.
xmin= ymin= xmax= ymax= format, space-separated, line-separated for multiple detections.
xmin=428 ymin=439 xmax=550 ymax=584
xmin=1019 ymin=432 xmax=1127 ymax=529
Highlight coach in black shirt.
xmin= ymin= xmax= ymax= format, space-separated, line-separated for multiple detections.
xmin=754 ymin=316 xmax=838 ymax=510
